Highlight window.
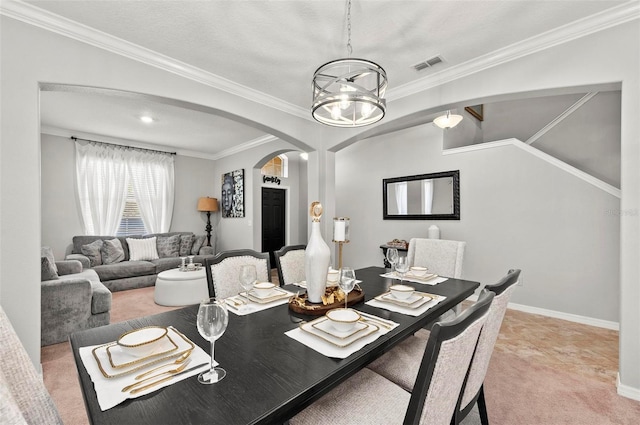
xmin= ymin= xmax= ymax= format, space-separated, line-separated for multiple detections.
xmin=116 ymin=183 xmax=147 ymax=236
xmin=261 ymin=154 xmax=288 ymax=177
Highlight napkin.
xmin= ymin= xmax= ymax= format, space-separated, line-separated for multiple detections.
xmin=380 ymin=271 xmax=448 ymax=286
xmin=366 ymin=293 xmax=446 ymax=317
xmin=285 ymin=312 xmax=398 ymax=359
xmin=225 ymin=288 xmax=295 ymax=316
xmin=79 ymin=326 xmax=211 ymax=411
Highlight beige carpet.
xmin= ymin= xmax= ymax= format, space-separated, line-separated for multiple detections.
xmin=41 ymin=287 xmax=640 ymax=425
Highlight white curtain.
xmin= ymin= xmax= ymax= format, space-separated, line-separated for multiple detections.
xmin=75 ymin=142 xmax=129 ymax=235
xmin=395 ymin=182 xmax=407 ymax=214
xmin=127 ymin=150 xmax=175 ymax=234
xmin=422 ymin=179 xmax=433 ymax=214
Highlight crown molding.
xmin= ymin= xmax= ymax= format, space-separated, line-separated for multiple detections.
xmin=443 ymin=138 xmax=621 ymax=198
xmin=388 ymin=1 xmax=640 ymax=101
xmin=211 ymin=134 xmax=279 ymax=160
xmin=1 ymin=0 xmax=311 ymax=121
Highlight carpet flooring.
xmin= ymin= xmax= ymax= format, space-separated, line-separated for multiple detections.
xmin=41 ymin=286 xmax=639 ymax=424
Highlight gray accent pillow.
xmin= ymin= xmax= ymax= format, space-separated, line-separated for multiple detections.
xmin=81 ymin=239 xmax=104 ymax=267
xmin=191 ymin=235 xmax=206 ymax=255
xmin=41 ymin=256 xmax=58 ymax=281
xmin=40 ymin=246 xmax=58 ymax=274
xmin=179 ymin=234 xmax=195 ymax=256
xmin=101 ymin=238 xmax=125 ymax=265
xmin=157 ymin=234 xmax=180 ymax=258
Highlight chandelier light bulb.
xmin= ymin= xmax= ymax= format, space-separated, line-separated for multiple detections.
xmin=331 ymin=105 xmax=342 ymax=120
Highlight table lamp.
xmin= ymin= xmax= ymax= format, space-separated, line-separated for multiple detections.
xmin=197 ymin=197 xmax=219 ymax=247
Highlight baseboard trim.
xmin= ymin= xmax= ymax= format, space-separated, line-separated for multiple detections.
xmin=617 ymin=373 xmax=640 ymax=401
xmin=465 ymin=294 xmax=619 ymax=330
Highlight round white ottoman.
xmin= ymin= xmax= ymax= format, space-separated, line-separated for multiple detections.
xmin=154 ymin=268 xmax=209 ymax=306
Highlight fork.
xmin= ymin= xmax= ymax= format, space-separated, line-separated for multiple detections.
xmin=121 ymin=359 xmax=192 ymax=392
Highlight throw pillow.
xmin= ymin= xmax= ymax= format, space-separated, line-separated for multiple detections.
xmin=127 ymin=237 xmax=159 ymax=261
xmin=157 ymin=234 xmax=180 ymax=258
xmin=101 ymin=238 xmax=125 ymax=265
xmin=191 ymin=234 xmax=206 ymax=255
xmin=40 ymin=246 xmax=58 ymax=274
xmin=81 ymin=239 xmax=104 ymax=267
xmin=179 ymin=234 xmax=195 ymax=256
xmin=41 ymin=256 xmax=58 ymax=281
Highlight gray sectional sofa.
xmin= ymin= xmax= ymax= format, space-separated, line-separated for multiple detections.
xmin=66 ymin=232 xmax=216 ymax=292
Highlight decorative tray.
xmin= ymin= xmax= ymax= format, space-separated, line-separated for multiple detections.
xmin=288 ymin=286 xmax=364 ymax=316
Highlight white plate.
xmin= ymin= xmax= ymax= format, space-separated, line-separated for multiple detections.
xmin=245 ymin=287 xmax=291 ymax=304
xmin=300 ymin=316 xmax=378 ymax=348
xmin=375 ymin=292 xmax=434 ymax=309
xmin=405 ymin=272 xmax=439 ymax=281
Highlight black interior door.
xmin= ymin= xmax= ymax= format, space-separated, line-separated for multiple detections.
xmin=262 ymin=187 xmax=286 ymax=267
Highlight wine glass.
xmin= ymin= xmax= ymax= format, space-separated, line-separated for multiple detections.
xmin=395 ymin=256 xmax=410 ymax=284
xmin=196 ymin=297 xmax=229 ymax=384
xmin=386 ymin=248 xmax=399 ymax=271
xmin=338 ymin=267 xmax=356 ymax=310
xmin=239 ymin=264 xmax=257 ymax=297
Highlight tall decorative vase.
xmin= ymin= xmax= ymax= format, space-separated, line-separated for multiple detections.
xmin=305 ymin=202 xmax=331 ymax=304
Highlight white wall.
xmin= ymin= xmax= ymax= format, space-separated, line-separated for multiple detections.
xmin=40 ymin=134 xmax=218 ymax=258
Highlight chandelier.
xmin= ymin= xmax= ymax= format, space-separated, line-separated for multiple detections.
xmin=312 ymin=0 xmax=387 ymax=127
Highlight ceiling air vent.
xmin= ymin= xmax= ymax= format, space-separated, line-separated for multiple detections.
xmin=412 ymin=55 xmax=443 ymax=71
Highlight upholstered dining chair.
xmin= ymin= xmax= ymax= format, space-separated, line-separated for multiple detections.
xmin=367 ymin=269 xmax=521 ymax=425
xmin=407 ymin=238 xmax=466 ymax=278
xmin=0 ymin=306 xmax=63 ymax=424
xmin=289 ymin=290 xmax=494 ymax=425
xmin=273 ymin=244 xmax=306 ymax=286
xmin=204 ymin=249 xmax=271 ymax=299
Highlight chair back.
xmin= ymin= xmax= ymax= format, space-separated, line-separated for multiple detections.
xmin=204 ymin=249 xmax=271 ymax=299
xmin=404 ymin=289 xmax=494 ymax=425
xmin=0 ymin=306 xmax=63 ymax=424
xmin=407 ymin=238 xmax=466 ymax=278
xmin=274 ymin=245 xmax=306 ymax=285
xmin=456 ymin=269 xmax=521 ymax=415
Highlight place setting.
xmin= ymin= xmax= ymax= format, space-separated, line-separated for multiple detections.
xmin=224 ymin=265 xmax=295 ymax=316
xmin=380 ymin=251 xmax=448 ymax=286
xmin=366 ymin=283 xmax=446 ymax=317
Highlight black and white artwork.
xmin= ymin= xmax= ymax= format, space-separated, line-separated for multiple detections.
xmin=221 ymin=169 xmax=244 ymax=218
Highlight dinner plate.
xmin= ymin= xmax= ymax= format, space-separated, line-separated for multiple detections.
xmin=92 ymin=327 xmax=195 ymax=379
xmin=245 ymin=287 xmax=291 ymax=304
xmin=375 ymin=291 xmax=434 ymax=309
xmin=405 ymin=272 xmax=439 ymax=282
xmin=300 ymin=316 xmax=378 ymax=348
xmin=106 ymin=333 xmax=179 ymax=368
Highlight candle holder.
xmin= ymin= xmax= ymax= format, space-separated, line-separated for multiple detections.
xmin=332 ymin=217 xmax=350 ymax=269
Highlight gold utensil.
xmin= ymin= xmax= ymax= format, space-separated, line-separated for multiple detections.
xmin=121 ymin=359 xmax=191 ymax=392
xmin=129 ymin=362 xmax=208 ymax=395
xmin=134 ymin=350 xmax=192 ymax=380
xmin=357 ymin=312 xmax=395 ymax=329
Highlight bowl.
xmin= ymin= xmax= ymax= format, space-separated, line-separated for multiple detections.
xmin=326 ymin=308 xmax=361 ymax=333
xmin=253 ymin=281 xmax=276 ymax=297
xmin=410 ymin=266 xmax=429 ymax=277
xmin=327 ymin=269 xmax=340 ymax=283
xmin=117 ymin=326 xmax=168 ymax=357
xmin=389 ymin=284 xmax=415 ymax=300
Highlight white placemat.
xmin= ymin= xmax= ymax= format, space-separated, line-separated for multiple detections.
xmin=380 ymin=271 xmax=448 ymax=286
xmin=224 ymin=289 xmax=295 ymax=316
xmin=366 ymin=293 xmax=447 ymax=317
xmin=79 ymin=326 xmax=211 ymax=411
xmin=285 ymin=313 xmax=398 ymax=359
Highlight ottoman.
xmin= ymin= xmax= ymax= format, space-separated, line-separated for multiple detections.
xmin=154 ymin=268 xmax=209 ymax=306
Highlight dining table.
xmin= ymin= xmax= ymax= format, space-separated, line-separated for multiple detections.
xmin=69 ymin=266 xmax=480 ymax=425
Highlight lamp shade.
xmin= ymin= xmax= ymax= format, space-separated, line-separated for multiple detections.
xmin=197 ymin=197 xmax=219 ymax=212
xmin=433 ymin=110 xmax=463 ymax=129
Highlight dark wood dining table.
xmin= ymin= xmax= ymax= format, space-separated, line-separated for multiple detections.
xmin=69 ymin=266 xmax=479 ymax=425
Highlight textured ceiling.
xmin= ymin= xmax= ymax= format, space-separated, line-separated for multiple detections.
xmin=25 ymin=0 xmax=628 ymax=157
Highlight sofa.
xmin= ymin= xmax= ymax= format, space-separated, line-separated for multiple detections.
xmin=66 ymin=232 xmax=216 ymax=292
xmin=41 ymin=247 xmax=111 ymax=346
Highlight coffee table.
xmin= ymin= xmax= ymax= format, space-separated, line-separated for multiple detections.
xmin=154 ymin=268 xmax=209 ymax=306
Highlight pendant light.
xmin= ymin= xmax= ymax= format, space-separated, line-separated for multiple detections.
xmin=433 ymin=110 xmax=463 ymax=129
xmin=312 ymin=0 xmax=387 ymax=127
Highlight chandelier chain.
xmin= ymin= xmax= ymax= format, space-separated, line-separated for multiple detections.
xmin=346 ymin=0 xmax=353 ymax=57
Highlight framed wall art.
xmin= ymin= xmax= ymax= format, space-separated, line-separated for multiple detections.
xmin=221 ymin=169 xmax=245 ymax=218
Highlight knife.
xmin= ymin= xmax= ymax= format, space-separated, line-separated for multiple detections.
xmin=129 ymin=362 xmax=209 ymax=395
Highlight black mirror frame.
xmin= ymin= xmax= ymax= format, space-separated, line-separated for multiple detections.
xmin=382 ymin=170 xmax=460 ymax=220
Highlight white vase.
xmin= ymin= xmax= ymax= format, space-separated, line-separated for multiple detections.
xmin=305 ymin=205 xmax=330 ymax=304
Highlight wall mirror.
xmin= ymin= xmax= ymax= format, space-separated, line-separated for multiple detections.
xmin=383 ymin=170 xmax=460 ymax=220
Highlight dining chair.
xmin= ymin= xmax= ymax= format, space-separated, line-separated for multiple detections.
xmin=289 ymin=290 xmax=494 ymax=425
xmin=0 ymin=306 xmax=63 ymax=424
xmin=204 ymin=249 xmax=271 ymax=299
xmin=273 ymin=244 xmax=306 ymax=286
xmin=407 ymin=238 xmax=466 ymax=278
xmin=367 ymin=269 xmax=521 ymax=425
